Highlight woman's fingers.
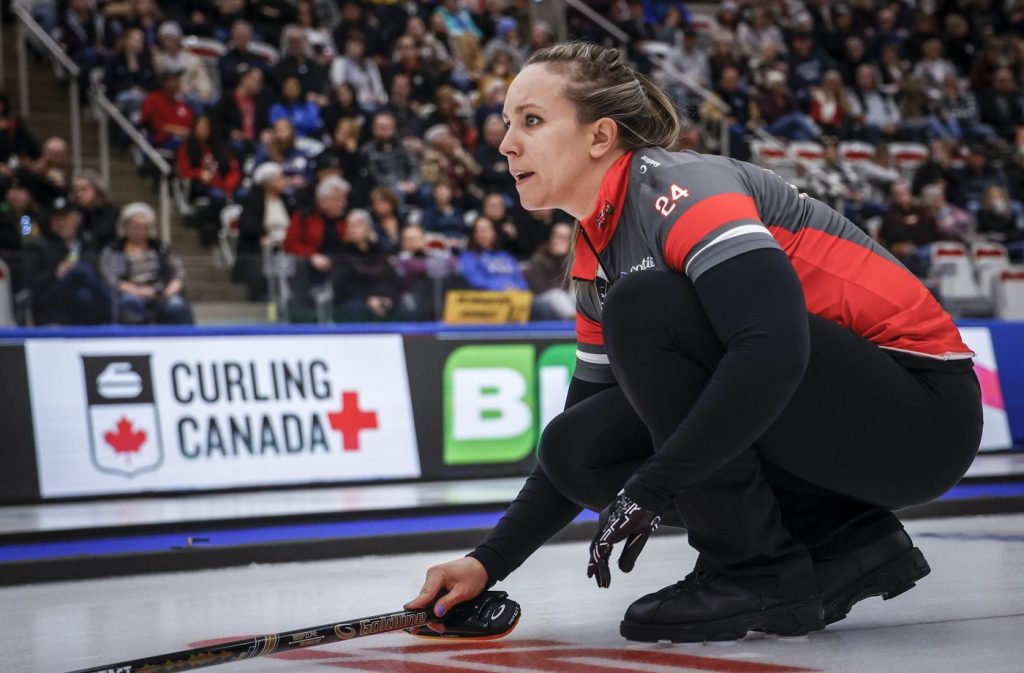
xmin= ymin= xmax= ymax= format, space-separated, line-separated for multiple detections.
xmin=405 ymin=558 xmax=488 ymax=617
xmin=431 ymin=579 xmax=478 ymax=618
xmin=404 ymin=569 xmax=444 ymax=611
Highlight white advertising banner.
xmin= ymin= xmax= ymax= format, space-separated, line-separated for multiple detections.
xmin=27 ymin=335 xmax=421 ymax=497
xmin=959 ymin=327 xmax=1014 ymax=452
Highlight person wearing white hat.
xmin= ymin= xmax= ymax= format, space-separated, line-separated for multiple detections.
xmin=154 ymin=21 xmax=216 ymax=112
xmin=234 ymin=163 xmax=297 ymax=299
xmin=99 ymin=202 xmax=194 ymax=324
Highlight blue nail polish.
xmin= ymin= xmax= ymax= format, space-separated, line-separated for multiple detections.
xmin=436 ymin=605 xmax=446 ymax=617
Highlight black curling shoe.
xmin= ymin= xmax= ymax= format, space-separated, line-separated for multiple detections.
xmin=620 ymin=571 xmax=825 ymax=643
xmin=816 ymin=528 xmax=931 ymax=624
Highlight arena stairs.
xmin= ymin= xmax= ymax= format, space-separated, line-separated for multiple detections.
xmin=2 ymin=20 xmax=267 ymax=325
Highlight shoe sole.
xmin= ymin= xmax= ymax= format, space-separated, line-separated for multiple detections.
xmin=620 ymin=598 xmax=825 ymax=643
xmin=824 ymin=546 xmax=931 ymax=625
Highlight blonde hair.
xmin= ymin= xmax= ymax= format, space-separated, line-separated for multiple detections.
xmin=529 ymin=42 xmax=683 ymax=285
xmin=526 ymin=41 xmax=682 ymax=151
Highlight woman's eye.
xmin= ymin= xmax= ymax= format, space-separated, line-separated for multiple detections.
xmin=526 ymin=115 xmax=541 ymax=127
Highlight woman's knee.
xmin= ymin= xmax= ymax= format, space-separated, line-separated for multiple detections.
xmin=603 ymin=270 xmax=718 ymax=363
xmin=537 ymin=411 xmax=599 ymax=508
xmin=537 ymin=412 xmax=582 ymax=486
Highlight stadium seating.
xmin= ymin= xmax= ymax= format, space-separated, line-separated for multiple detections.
xmin=751 ymin=139 xmax=799 ymax=184
xmin=182 ymin=36 xmax=227 ymax=60
xmin=972 ymin=241 xmax=1012 ymax=300
xmin=788 ymin=141 xmax=825 ymax=167
xmin=838 ymin=141 xmax=876 ymax=165
xmin=247 ymin=41 xmax=280 ymax=66
xmin=994 ymin=268 xmax=1024 ymax=320
xmin=889 ymin=142 xmax=929 ymax=177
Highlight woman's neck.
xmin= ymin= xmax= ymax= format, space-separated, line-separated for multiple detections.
xmin=567 ymin=148 xmax=628 ymax=221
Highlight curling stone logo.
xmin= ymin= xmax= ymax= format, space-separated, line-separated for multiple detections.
xmin=81 ymin=356 xmax=164 ymax=478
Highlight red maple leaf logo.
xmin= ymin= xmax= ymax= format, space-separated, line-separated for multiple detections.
xmin=104 ymin=416 xmax=147 ymax=455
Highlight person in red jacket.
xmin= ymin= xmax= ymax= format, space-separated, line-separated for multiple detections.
xmin=140 ymin=69 xmax=194 ymax=151
xmin=282 ymin=174 xmax=351 ymax=319
xmin=283 ymin=174 xmax=350 ymax=269
xmin=176 ymin=115 xmax=242 ymax=246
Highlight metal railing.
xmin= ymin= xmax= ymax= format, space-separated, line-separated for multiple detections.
xmin=653 ymin=53 xmax=731 ymax=155
xmin=12 ymin=3 xmax=82 ymax=175
xmin=91 ymin=93 xmax=174 ymax=243
xmin=564 ymin=0 xmax=630 ymax=43
xmin=12 ymin=2 xmax=174 ymax=243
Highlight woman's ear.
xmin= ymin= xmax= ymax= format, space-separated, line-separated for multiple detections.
xmin=589 ymin=117 xmax=619 ymax=159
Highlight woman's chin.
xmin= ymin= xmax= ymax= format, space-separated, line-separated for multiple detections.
xmin=517 ymin=192 xmax=548 ymax=212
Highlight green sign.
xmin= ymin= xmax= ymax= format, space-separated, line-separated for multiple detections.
xmin=443 ymin=344 xmax=577 ymax=466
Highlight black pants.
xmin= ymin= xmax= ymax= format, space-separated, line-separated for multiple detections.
xmin=540 ymin=271 xmax=982 ymax=595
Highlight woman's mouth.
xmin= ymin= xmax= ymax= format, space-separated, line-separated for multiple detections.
xmin=513 ymin=171 xmax=535 ymax=185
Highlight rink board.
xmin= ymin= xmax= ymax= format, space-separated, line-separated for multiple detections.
xmin=0 ymin=320 xmax=1022 ymax=504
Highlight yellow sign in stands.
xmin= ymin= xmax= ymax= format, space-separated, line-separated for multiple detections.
xmin=443 ymin=290 xmax=533 ymax=324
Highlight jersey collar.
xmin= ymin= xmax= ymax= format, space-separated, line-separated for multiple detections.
xmin=571 ymin=150 xmax=635 ymax=281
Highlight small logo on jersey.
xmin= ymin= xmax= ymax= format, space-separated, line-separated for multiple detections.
xmin=639 ymin=155 xmax=662 ymax=169
xmin=595 ymin=202 xmax=614 ymax=230
xmin=655 ymin=184 xmax=690 ymax=217
xmin=630 ymin=256 xmax=655 ymax=272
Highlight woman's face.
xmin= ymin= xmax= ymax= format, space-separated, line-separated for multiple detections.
xmin=6 ymin=186 xmax=29 ymax=211
xmin=549 ymin=223 xmax=572 ymax=256
xmin=472 ymin=218 xmax=497 ymax=249
xmin=283 ymin=78 xmax=302 ymax=101
xmin=406 ymin=17 xmax=425 ymax=38
xmin=319 ymin=188 xmax=347 ymax=218
xmin=492 ymin=53 xmax=511 ymax=75
xmin=297 ymin=1 xmax=313 ymax=26
xmin=401 ymin=227 xmax=425 ymax=252
xmin=266 ymin=173 xmax=286 ymax=194
xmin=371 ymin=192 xmax=394 ymax=215
xmin=499 ymin=65 xmax=603 ymax=214
xmin=433 ymin=184 xmax=453 ymax=206
xmin=159 ymin=33 xmax=180 ymax=52
xmin=273 ymin=119 xmax=295 ymax=144
xmin=126 ymin=30 xmax=144 ymax=54
xmin=345 ymin=216 xmax=370 ymax=243
xmin=436 ymin=92 xmax=456 ymax=116
xmin=194 ymin=117 xmax=211 ymax=142
xmin=125 ymin=217 xmax=151 ymax=244
xmin=483 ymin=194 xmax=506 ymax=221
xmin=346 ymin=38 xmax=365 ymax=59
xmin=72 ymin=178 xmax=97 ymax=207
xmin=484 ymin=116 xmax=506 ymax=148
xmin=333 ymin=120 xmax=352 ymax=144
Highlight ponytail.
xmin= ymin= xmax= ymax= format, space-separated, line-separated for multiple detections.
xmin=527 ymin=41 xmax=682 ymax=151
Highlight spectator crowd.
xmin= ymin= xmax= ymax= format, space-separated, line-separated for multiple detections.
xmin=2 ymin=0 xmax=1024 ymax=325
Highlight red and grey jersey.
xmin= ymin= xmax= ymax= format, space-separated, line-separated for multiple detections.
xmin=571 ymin=148 xmax=973 ymax=383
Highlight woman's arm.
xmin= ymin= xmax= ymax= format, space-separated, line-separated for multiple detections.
xmin=469 ymin=375 xmax=616 ymax=583
xmin=624 ymin=248 xmax=811 ymax=510
xmin=407 ymin=376 xmax=615 ymax=614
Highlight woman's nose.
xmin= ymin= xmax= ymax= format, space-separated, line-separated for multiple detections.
xmin=498 ymin=127 xmax=517 ymax=157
